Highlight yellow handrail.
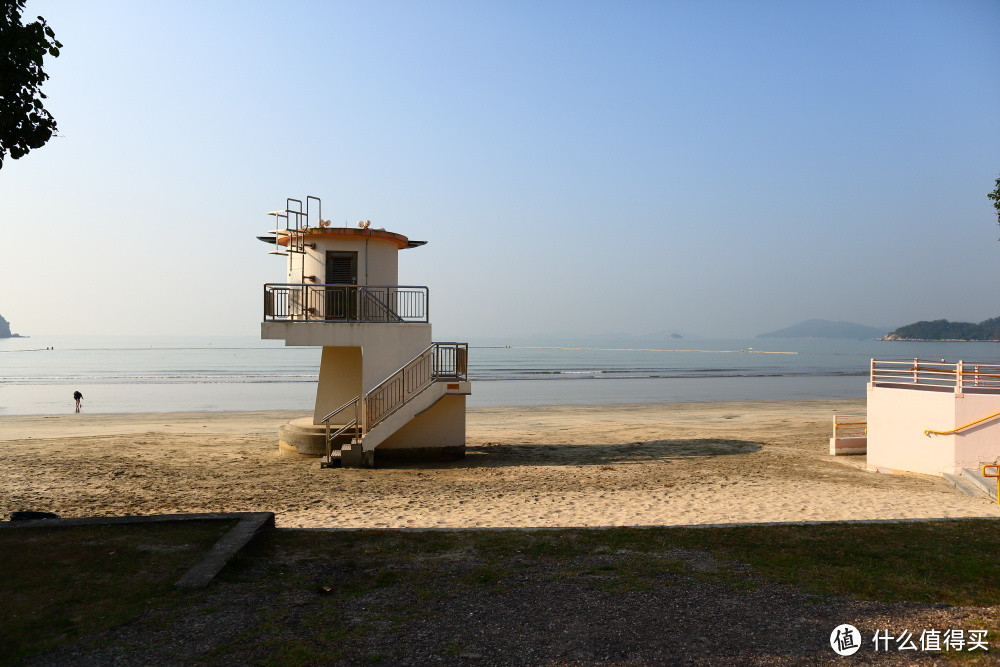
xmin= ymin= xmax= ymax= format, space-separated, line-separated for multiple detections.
xmin=981 ymin=465 xmax=1000 ymax=506
xmin=924 ymin=411 xmax=1000 ymax=436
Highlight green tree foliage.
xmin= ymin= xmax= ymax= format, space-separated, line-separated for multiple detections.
xmin=989 ymin=174 xmax=1000 ymax=229
xmin=889 ymin=317 xmax=1000 ymax=341
xmin=0 ymin=0 xmax=62 ymax=169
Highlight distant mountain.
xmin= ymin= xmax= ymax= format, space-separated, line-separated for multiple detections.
xmin=885 ymin=317 xmax=1000 ymax=341
xmin=0 ymin=314 xmax=23 ymax=338
xmin=757 ymin=319 xmax=891 ymax=339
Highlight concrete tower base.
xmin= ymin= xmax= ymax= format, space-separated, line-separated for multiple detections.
xmin=276 ymin=414 xmax=467 ymax=467
xmin=277 ymin=418 xmax=328 ymax=458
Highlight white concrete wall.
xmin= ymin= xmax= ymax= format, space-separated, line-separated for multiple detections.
xmin=829 ymin=437 xmax=867 ymax=455
xmin=867 ymin=385 xmax=956 ymax=474
xmin=360 ymin=330 xmax=433 ymax=396
xmin=867 ymin=384 xmax=1000 ymax=475
xmin=263 ymin=322 xmax=431 ymax=349
xmin=313 ymin=347 xmax=362 ymax=424
xmin=377 ymin=394 xmax=467 ymax=450
xmin=953 ymin=392 xmax=1000 ymax=469
xmin=290 ymin=233 xmax=399 ymax=286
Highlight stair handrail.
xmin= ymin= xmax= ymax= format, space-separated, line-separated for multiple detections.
xmin=363 ymin=342 xmax=470 ymax=432
xmin=365 ymin=344 xmax=436 ymax=430
xmin=924 ymin=410 xmax=1000 ymax=437
xmin=320 ymin=396 xmax=361 ymax=460
xmin=981 ymin=465 xmax=1000 ymax=506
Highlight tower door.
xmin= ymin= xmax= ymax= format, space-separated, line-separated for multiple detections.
xmin=324 ymin=251 xmax=358 ymax=320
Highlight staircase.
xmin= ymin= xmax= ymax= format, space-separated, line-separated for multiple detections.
xmin=943 ymin=461 xmax=1000 ymax=501
xmin=319 ymin=342 xmax=468 ymax=468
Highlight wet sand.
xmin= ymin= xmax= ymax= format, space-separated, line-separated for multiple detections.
xmin=2 ymin=399 xmax=997 ymax=528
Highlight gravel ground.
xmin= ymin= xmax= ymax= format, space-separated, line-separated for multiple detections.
xmin=28 ymin=536 xmax=999 ymax=666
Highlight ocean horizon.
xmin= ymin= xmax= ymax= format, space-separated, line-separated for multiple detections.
xmin=3 ymin=334 xmax=1000 ymax=415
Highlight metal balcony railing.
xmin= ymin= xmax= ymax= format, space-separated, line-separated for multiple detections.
xmin=871 ymin=358 xmax=1000 ymax=394
xmin=264 ymin=284 xmax=428 ymax=323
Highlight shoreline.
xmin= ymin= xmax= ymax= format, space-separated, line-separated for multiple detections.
xmin=0 ymin=396 xmax=860 ymax=418
xmin=0 ymin=397 xmax=861 ymax=435
xmin=880 ymin=337 xmax=1000 ymax=342
xmin=0 ymin=373 xmax=870 ymax=415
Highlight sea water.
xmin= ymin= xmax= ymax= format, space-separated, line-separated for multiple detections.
xmin=2 ymin=334 xmax=1000 ymax=415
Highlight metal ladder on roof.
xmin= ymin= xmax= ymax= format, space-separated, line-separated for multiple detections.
xmin=265 ymin=195 xmax=321 ymax=258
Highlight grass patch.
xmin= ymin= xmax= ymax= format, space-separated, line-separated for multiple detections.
xmin=656 ymin=521 xmax=1000 ymax=606
xmin=276 ymin=520 xmax=1000 ymax=606
xmin=246 ymin=520 xmax=1000 ymax=610
xmin=0 ymin=520 xmax=235 ymax=664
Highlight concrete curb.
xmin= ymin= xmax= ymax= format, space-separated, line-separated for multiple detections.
xmin=174 ymin=513 xmax=275 ymax=589
xmin=281 ymin=515 xmax=1000 ymax=533
xmin=1 ymin=512 xmax=275 ymax=589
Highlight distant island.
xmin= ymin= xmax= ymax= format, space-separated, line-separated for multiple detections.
xmin=757 ymin=319 xmax=890 ymax=339
xmin=0 ymin=314 xmax=23 ymax=338
xmin=884 ymin=317 xmax=1000 ymax=341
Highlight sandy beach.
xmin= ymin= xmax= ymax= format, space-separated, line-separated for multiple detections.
xmin=2 ymin=398 xmax=997 ymax=528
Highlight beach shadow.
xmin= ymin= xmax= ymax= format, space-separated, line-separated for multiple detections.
xmin=388 ymin=438 xmax=762 ymax=469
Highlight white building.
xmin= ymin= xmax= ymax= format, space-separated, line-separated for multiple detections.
xmin=259 ymin=196 xmax=470 ymax=468
xmin=867 ymin=359 xmax=1000 ymax=475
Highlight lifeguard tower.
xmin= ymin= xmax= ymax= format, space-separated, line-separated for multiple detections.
xmin=258 ymin=196 xmax=470 ymax=468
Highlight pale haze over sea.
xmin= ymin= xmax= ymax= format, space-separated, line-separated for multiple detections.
xmin=1 ymin=2 xmax=999 ymax=343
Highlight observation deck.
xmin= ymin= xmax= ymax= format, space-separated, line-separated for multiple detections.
xmin=260 ymin=283 xmax=432 ymax=348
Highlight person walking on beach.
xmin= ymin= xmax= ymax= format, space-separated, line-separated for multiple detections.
xmin=73 ymin=390 xmax=82 ymax=413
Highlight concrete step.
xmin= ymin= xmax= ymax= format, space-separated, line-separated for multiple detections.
xmin=319 ymin=449 xmax=342 ymax=469
xmin=279 ymin=417 xmax=355 ymax=458
xmin=960 ymin=467 xmax=998 ymax=501
xmin=943 ymin=472 xmax=988 ymax=498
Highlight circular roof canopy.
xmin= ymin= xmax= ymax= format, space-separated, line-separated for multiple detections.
xmin=261 ymin=227 xmax=426 ymax=249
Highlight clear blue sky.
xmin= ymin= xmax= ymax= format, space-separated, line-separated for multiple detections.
xmin=2 ymin=0 xmax=999 ymax=339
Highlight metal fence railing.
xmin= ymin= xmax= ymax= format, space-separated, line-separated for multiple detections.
xmin=432 ymin=341 xmax=468 ymax=380
xmin=264 ymin=284 xmax=428 ymax=323
xmin=871 ymin=359 xmax=1000 ymax=394
xmin=832 ymin=415 xmax=867 ymax=439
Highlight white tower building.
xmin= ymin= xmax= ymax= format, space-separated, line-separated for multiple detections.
xmin=259 ymin=196 xmax=470 ymax=468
